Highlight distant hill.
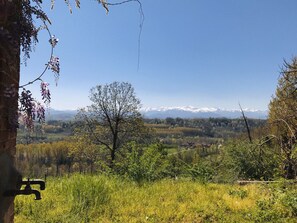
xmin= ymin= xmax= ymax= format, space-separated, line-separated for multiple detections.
xmin=45 ymin=109 xmax=77 ymax=121
xmin=46 ymin=106 xmax=268 ymax=121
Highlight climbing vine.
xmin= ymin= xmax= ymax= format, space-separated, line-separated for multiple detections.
xmin=14 ymin=0 xmax=143 ymax=130
xmin=17 ymin=1 xmax=60 ymax=129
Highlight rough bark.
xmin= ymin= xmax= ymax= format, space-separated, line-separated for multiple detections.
xmin=0 ymin=1 xmax=22 ymax=222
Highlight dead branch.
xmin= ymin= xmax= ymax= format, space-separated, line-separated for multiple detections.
xmin=239 ymin=103 xmax=252 ymax=143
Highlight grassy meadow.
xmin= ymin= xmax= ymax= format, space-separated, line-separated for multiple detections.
xmin=15 ymin=174 xmax=297 ymax=223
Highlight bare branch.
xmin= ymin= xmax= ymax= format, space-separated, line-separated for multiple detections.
xmin=19 ymin=21 xmax=55 ymax=88
xmin=239 ymin=103 xmax=252 ymax=143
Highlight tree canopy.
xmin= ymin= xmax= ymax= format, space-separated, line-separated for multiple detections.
xmin=268 ymin=58 xmax=297 ymax=179
xmin=76 ymin=82 xmax=147 ymax=167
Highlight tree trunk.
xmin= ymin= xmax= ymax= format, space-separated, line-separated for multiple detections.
xmin=67 ymin=163 xmax=71 ymax=175
xmin=0 ymin=1 xmax=22 ymax=222
xmin=79 ymin=161 xmax=83 ymax=174
xmin=90 ymin=162 xmax=94 ymax=174
xmin=281 ymin=139 xmax=296 ymax=179
xmin=110 ymin=129 xmax=118 ymax=168
xmin=56 ymin=163 xmax=60 ymax=176
xmin=110 ymin=149 xmax=116 ymax=169
xmin=285 ymin=150 xmax=296 ymax=179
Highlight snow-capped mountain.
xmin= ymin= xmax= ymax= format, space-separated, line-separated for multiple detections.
xmin=141 ymin=106 xmax=267 ymax=119
xmin=46 ymin=106 xmax=268 ymax=121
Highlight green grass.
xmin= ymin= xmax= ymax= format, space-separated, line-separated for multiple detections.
xmin=15 ymin=174 xmax=297 ymax=223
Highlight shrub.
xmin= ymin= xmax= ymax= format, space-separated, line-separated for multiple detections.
xmin=223 ymin=140 xmax=279 ymax=180
xmin=117 ymin=143 xmax=169 ymax=183
xmin=228 ymin=189 xmax=248 ymax=199
xmin=187 ymin=163 xmax=214 ymax=183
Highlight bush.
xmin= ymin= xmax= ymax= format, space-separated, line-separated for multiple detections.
xmin=253 ymin=181 xmax=297 ymax=222
xmin=282 ymin=191 xmax=297 ymax=217
xmin=223 ymin=140 xmax=279 ymax=180
xmin=187 ymin=163 xmax=214 ymax=183
xmin=228 ymin=188 xmax=248 ymax=199
xmin=117 ymin=143 xmax=169 ymax=183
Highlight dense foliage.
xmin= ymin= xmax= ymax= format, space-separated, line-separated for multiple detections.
xmin=269 ymin=58 xmax=297 ymax=179
xmin=16 ymin=138 xmax=284 ymax=184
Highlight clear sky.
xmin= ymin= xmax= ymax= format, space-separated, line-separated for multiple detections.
xmin=20 ymin=0 xmax=297 ymax=111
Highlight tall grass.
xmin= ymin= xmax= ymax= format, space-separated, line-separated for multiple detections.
xmin=15 ymin=174 xmax=111 ymax=223
xmin=15 ymin=175 xmax=297 ymax=222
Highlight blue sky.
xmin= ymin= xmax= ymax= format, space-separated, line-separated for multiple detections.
xmin=20 ymin=0 xmax=297 ymax=111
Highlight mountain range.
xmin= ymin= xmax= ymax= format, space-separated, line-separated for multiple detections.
xmin=46 ymin=106 xmax=268 ymax=120
xmin=141 ymin=106 xmax=267 ymax=119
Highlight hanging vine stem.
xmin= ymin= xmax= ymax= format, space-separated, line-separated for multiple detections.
xmin=106 ymin=0 xmax=144 ymax=71
xmin=19 ymin=20 xmax=58 ymax=88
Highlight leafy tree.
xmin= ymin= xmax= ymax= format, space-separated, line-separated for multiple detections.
xmin=268 ymin=58 xmax=297 ymax=179
xmin=165 ymin=117 xmax=175 ymax=126
xmin=76 ymin=82 xmax=147 ymax=167
xmin=51 ymin=141 xmax=71 ymax=176
xmin=70 ymin=134 xmax=102 ymax=174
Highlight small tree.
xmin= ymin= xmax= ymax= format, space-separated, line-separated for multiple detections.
xmin=268 ymin=58 xmax=297 ymax=179
xmin=51 ymin=141 xmax=69 ymax=176
xmin=76 ymin=82 xmax=146 ymax=168
xmin=70 ymin=134 xmax=102 ymax=174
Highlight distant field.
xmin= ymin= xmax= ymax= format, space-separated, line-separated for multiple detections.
xmin=17 ymin=118 xmax=266 ymax=144
xmin=15 ymin=174 xmax=297 ymax=223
